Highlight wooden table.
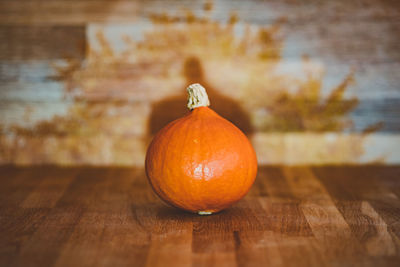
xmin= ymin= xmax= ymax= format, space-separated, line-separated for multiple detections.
xmin=1 ymin=165 xmax=400 ymax=267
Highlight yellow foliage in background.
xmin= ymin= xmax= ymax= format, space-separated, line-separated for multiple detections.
xmin=0 ymin=2 xmax=382 ymax=165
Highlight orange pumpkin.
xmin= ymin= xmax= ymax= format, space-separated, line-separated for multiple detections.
xmin=145 ymin=83 xmax=257 ymax=215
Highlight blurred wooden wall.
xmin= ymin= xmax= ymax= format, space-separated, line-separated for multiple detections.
xmin=0 ymin=0 xmax=400 ymax=165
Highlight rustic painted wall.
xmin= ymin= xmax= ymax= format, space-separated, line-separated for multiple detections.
xmin=0 ymin=0 xmax=399 ymax=165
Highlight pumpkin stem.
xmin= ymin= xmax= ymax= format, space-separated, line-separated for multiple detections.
xmin=187 ymin=83 xmax=210 ymax=110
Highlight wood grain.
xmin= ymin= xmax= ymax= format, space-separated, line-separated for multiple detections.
xmin=0 ymin=0 xmax=139 ymax=25
xmin=0 ymin=165 xmax=400 ymax=267
xmin=0 ymin=25 xmax=86 ymax=60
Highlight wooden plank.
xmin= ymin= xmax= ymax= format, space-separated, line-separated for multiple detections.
xmin=0 ymin=25 xmax=86 ymax=60
xmin=0 ymin=207 xmax=50 ymax=267
xmin=0 ymin=168 xmax=53 ymax=266
xmin=20 ymin=167 xmax=77 ymax=208
xmin=0 ymin=82 xmax=66 ymax=102
xmin=0 ymin=166 xmax=400 ymax=266
xmin=314 ymin=166 xmax=399 ymax=201
xmin=248 ymin=166 xmax=289 ymax=198
xmin=55 ymin=168 xmax=151 ymax=267
xmin=273 ymin=235 xmax=325 ymax=267
xmin=0 ymin=167 xmax=44 ymax=209
xmin=234 ymin=230 xmax=284 ymax=267
xmin=11 ymin=206 xmax=85 ymax=267
xmin=314 ymin=166 xmax=400 ymax=218
xmin=0 ymin=0 xmax=399 ymax=26
xmin=191 ymin=198 xmax=269 ymax=267
xmin=283 ymin=167 xmax=367 ymax=265
xmin=1 ymin=133 xmax=400 ymax=166
xmin=380 ymin=172 xmax=400 ymax=199
xmin=336 ymin=201 xmax=397 ymax=256
xmin=0 ymin=0 xmax=140 ymax=25
xmin=143 ymin=207 xmax=193 ymax=267
xmin=12 ymin=168 xmax=116 ymax=266
xmin=0 ymin=61 xmax=58 ymax=82
xmin=315 ymin=166 xmax=400 ymax=257
xmin=259 ymin=198 xmax=313 ymax=237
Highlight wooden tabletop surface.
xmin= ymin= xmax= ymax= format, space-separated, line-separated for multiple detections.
xmin=1 ymin=165 xmax=400 ymax=267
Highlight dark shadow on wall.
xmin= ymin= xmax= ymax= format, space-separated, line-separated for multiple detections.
xmin=148 ymin=56 xmax=253 ymax=135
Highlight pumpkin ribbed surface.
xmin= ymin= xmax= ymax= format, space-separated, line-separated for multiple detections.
xmin=145 ymin=84 xmax=257 ymax=214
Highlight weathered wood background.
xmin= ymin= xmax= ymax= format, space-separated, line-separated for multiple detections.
xmin=0 ymin=0 xmax=400 ymax=165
